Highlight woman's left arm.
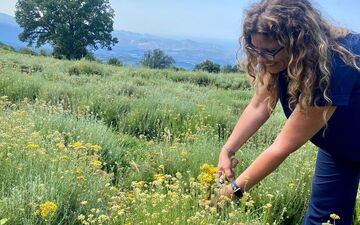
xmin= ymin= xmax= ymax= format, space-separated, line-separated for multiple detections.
xmin=222 ymin=105 xmax=336 ymax=196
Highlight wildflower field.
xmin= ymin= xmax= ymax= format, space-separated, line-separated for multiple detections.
xmin=0 ymin=47 xmax=358 ymax=225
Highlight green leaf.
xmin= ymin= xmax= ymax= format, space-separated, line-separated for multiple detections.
xmin=0 ymin=218 xmax=9 ymax=225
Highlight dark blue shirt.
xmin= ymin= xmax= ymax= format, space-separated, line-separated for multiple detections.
xmin=278 ymin=33 xmax=360 ymax=161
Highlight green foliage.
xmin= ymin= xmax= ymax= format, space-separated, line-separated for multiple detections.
xmin=83 ymin=52 xmax=97 ymax=61
xmin=221 ymin=64 xmax=241 ymax=73
xmin=18 ymin=47 xmax=37 ymax=56
xmin=15 ymin=0 xmax=118 ymax=60
xmin=169 ymin=66 xmax=186 ymax=71
xmin=108 ymin=57 xmax=123 ymax=67
xmin=68 ymin=59 xmax=107 ymax=76
xmin=0 ymin=42 xmax=15 ymax=51
xmin=0 ymin=49 xmax=356 ymax=225
xmin=39 ymin=49 xmax=48 ymax=56
xmin=194 ymin=60 xmax=220 ymax=73
xmin=141 ymin=49 xmax=175 ymax=69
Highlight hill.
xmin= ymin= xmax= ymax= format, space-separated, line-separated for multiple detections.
xmin=0 ymin=12 xmax=239 ymax=70
xmin=0 ymin=47 xmax=328 ymax=224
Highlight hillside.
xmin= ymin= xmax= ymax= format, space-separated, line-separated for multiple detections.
xmin=1 ymin=47 xmax=354 ymax=225
xmin=0 ymin=12 xmax=239 ymax=70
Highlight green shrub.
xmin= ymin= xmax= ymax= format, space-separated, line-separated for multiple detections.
xmin=68 ymin=59 xmax=106 ymax=76
xmin=108 ymin=57 xmax=123 ymax=66
xmin=0 ymin=42 xmax=16 ymax=51
xmin=193 ymin=60 xmax=220 ymax=73
xmin=39 ymin=49 xmax=48 ymax=56
xmin=18 ymin=47 xmax=37 ymax=56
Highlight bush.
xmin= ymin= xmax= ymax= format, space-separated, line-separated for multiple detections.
xmin=83 ymin=52 xmax=97 ymax=61
xmin=221 ymin=64 xmax=240 ymax=73
xmin=169 ymin=66 xmax=186 ymax=71
xmin=18 ymin=47 xmax=37 ymax=56
xmin=193 ymin=60 xmax=220 ymax=73
xmin=108 ymin=57 xmax=123 ymax=66
xmin=39 ymin=49 xmax=48 ymax=56
xmin=0 ymin=42 xmax=16 ymax=51
xmin=68 ymin=59 xmax=106 ymax=76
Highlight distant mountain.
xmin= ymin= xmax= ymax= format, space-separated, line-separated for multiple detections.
xmin=0 ymin=13 xmax=240 ymax=70
xmin=0 ymin=13 xmax=27 ymax=48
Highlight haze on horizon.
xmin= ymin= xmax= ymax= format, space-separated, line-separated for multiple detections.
xmin=1 ymin=0 xmax=359 ymax=41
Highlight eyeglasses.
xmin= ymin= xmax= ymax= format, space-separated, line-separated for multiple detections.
xmin=246 ymin=45 xmax=284 ymax=60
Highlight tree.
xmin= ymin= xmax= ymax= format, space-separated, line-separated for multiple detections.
xmin=141 ymin=49 xmax=175 ymax=69
xmin=221 ymin=64 xmax=242 ymax=73
xmin=193 ymin=60 xmax=220 ymax=73
xmin=15 ymin=0 xmax=118 ymax=60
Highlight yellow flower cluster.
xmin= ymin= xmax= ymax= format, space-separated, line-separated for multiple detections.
xmin=330 ymin=213 xmax=340 ymax=220
xmin=197 ymin=163 xmax=218 ymax=185
xmin=38 ymin=201 xmax=58 ymax=219
xmin=154 ymin=173 xmax=166 ymax=181
xmin=68 ymin=141 xmax=102 ymax=151
xmin=27 ymin=143 xmax=39 ymax=149
xmin=91 ymin=160 xmax=102 ymax=167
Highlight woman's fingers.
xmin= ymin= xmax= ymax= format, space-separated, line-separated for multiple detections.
xmin=231 ymin=158 xmax=239 ymax=168
xmin=218 ymin=157 xmax=239 ymax=182
xmin=224 ymin=168 xmax=234 ymax=180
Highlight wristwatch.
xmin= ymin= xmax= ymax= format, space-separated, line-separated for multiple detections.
xmin=230 ymin=180 xmax=244 ymax=198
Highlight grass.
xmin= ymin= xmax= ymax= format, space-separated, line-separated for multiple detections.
xmin=0 ymin=48 xmax=358 ymax=225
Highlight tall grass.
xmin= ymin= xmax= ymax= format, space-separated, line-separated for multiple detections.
xmin=0 ymin=48 xmax=357 ymax=225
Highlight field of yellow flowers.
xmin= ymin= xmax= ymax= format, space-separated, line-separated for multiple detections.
xmin=0 ymin=47 xmax=358 ymax=225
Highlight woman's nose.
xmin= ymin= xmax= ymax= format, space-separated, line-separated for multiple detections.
xmin=257 ymin=55 xmax=268 ymax=64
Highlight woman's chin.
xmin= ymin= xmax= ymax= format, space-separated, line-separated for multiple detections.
xmin=265 ymin=64 xmax=285 ymax=74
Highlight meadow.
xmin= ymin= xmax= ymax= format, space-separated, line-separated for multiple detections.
xmin=0 ymin=47 xmax=358 ymax=225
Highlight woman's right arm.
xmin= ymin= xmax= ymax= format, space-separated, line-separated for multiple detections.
xmin=218 ymin=73 xmax=276 ymax=180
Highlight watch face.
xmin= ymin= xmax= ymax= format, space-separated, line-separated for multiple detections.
xmin=231 ymin=181 xmax=243 ymax=198
xmin=233 ymin=188 xmax=243 ymax=198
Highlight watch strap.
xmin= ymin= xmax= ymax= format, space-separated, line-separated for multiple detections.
xmin=230 ymin=180 xmax=243 ymax=198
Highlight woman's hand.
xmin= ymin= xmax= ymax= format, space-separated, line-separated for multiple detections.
xmin=217 ymin=184 xmax=234 ymax=199
xmin=217 ymin=148 xmax=238 ymax=181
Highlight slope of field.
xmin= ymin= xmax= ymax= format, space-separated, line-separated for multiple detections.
xmin=0 ymin=47 xmax=358 ymax=225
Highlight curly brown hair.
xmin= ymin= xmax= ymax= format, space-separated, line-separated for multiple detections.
xmin=241 ymin=0 xmax=360 ymax=113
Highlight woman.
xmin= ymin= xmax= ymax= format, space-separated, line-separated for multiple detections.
xmin=217 ymin=0 xmax=360 ymax=224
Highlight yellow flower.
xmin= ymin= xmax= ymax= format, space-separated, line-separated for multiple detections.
xmin=59 ymin=155 xmax=69 ymax=160
xmin=208 ymin=166 xmax=218 ymax=175
xmin=200 ymin=163 xmax=210 ymax=171
xmin=131 ymin=181 xmax=145 ymax=188
xmin=78 ymin=214 xmax=86 ymax=221
xmin=289 ymin=182 xmax=295 ymax=189
xmin=175 ymin=172 xmax=182 ymax=179
xmin=245 ymin=200 xmax=255 ymax=208
xmin=167 ymin=191 xmax=177 ymax=198
xmin=180 ymin=151 xmax=188 ymax=157
xmin=38 ymin=201 xmax=57 ymax=218
xmin=73 ymin=142 xmax=82 ymax=148
xmin=90 ymin=160 xmax=102 ymax=167
xmin=90 ymin=144 xmax=102 ymax=151
xmin=80 ymin=200 xmax=88 ymax=205
xmin=200 ymin=163 xmax=218 ymax=174
xmin=126 ymin=193 xmax=135 ymax=201
xmin=70 ymin=141 xmax=87 ymax=150
xmin=154 ymin=173 xmax=166 ymax=181
xmin=266 ymin=194 xmax=274 ymax=198
xmin=27 ymin=143 xmax=39 ymax=149
xmin=55 ymin=142 xmax=65 ymax=149
xmin=197 ymin=173 xmax=213 ymax=184
xmin=321 ymin=221 xmax=332 ymax=225
xmin=263 ymin=203 xmax=272 ymax=209
xmin=330 ymin=213 xmax=340 ymax=220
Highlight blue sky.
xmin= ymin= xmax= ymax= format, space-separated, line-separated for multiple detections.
xmin=1 ymin=0 xmax=359 ymax=41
